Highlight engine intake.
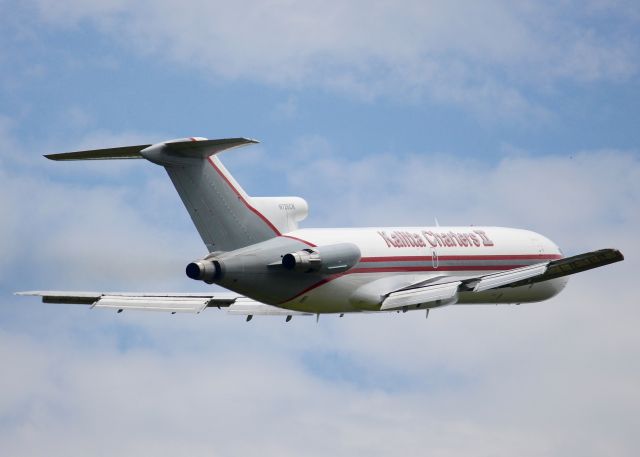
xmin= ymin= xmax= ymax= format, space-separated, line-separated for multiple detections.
xmin=282 ymin=243 xmax=361 ymax=274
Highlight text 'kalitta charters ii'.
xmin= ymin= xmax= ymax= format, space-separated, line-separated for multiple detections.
xmin=377 ymin=230 xmax=495 ymax=248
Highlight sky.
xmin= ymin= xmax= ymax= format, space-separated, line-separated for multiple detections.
xmin=1 ymin=1 xmax=639 ymax=455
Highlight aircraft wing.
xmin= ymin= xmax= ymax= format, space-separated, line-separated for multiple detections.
xmin=381 ymin=248 xmax=623 ymax=310
xmin=15 ymin=291 xmax=312 ymax=317
xmin=17 ymin=250 xmax=623 ymax=315
xmin=496 ymin=248 xmax=624 ymax=288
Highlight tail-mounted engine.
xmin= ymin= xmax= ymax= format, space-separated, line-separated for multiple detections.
xmin=185 ymin=257 xmax=221 ymax=283
xmin=185 ymin=242 xmax=361 ymax=287
xmin=282 ymin=243 xmax=361 ymax=274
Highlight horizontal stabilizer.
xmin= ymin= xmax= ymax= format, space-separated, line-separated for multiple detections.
xmin=44 ymin=137 xmax=259 ymax=161
xmin=45 ymin=144 xmax=150 ymax=161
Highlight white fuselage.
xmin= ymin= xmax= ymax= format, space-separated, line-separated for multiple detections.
xmin=167 ymin=150 xmax=567 ymax=314
xmin=275 ymin=226 xmax=568 ymax=313
xmin=33 ymin=137 xmax=622 ymax=319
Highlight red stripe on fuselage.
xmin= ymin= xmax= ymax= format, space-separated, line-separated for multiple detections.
xmin=280 ymin=273 xmax=347 ymax=304
xmin=350 ymin=265 xmax=527 ymax=273
xmin=360 ymin=254 xmax=562 ymax=262
xmin=279 ymin=235 xmax=317 ymax=247
xmin=207 ymin=157 xmax=281 ymax=236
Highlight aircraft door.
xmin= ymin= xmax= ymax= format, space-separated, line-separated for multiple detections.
xmin=431 ymin=246 xmax=439 ymax=269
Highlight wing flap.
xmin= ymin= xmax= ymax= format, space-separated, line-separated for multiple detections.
xmin=93 ymin=295 xmax=211 ymax=313
xmin=469 ymin=262 xmax=549 ymax=292
xmin=381 ymin=281 xmax=461 ymax=310
xmin=16 ymin=291 xmax=101 ymax=304
xmin=226 ymin=298 xmax=313 ymax=316
xmin=17 ymin=291 xmax=242 ymax=313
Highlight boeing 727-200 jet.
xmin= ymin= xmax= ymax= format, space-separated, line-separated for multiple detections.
xmin=17 ymin=137 xmax=624 ymax=320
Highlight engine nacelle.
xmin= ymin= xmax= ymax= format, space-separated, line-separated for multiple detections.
xmin=185 ymin=259 xmax=220 ymax=283
xmin=282 ymin=243 xmax=361 ymax=274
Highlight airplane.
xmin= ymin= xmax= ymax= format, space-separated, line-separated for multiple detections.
xmin=17 ymin=137 xmax=624 ymax=321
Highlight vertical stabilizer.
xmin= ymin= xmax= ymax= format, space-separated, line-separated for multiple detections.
xmin=141 ymin=137 xmax=285 ymax=252
xmin=46 ymin=137 xmax=308 ymax=252
xmin=163 ymin=154 xmax=281 ymax=252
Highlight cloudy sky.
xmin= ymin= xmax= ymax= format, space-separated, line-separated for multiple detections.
xmin=1 ymin=1 xmax=639 ymax=455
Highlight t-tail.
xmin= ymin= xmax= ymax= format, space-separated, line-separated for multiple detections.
xmin=46 ymin=137 xmax=308 ymax=252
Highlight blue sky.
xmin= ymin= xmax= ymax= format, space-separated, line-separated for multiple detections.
xmin=1 ymin=1 xmax=639 ymax=456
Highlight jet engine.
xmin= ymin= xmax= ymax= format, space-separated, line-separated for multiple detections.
xmin=282 ymin=243 xmax=361 ymax=274
xmin=185 ymin=258 xmax=220 ymax=283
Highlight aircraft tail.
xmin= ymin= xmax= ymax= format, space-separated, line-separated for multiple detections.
xmin=46 ymin=137 xmax=308 ymax=252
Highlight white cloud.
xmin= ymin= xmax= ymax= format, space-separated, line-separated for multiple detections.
xmin=2 ymin=275 xmax=639 ymax=456
xmin=0 ymin=124 xmax=204 ymax=292
xmin=271 ymin=96 xmax=299 ymax=121
xmin=29 ymin=0 xmax=639 ymax=120
xmin=1 ymin=123 xmax=639 ymax=455
xmin=251 ymin=137 xmax=640 ymax=254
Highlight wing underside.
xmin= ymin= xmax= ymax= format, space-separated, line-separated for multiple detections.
xmin=15 ymin=291 xmax=312 ymax=317
xmin=381 ymin=248 xmax=623 ymax=310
